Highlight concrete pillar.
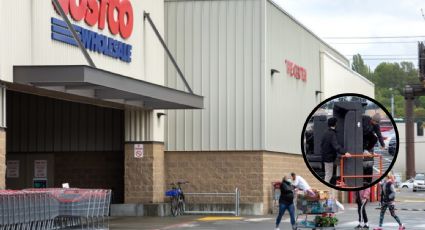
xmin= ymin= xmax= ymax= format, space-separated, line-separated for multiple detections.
xmin=123 ymin=109 xmax=165 ymax=204
xmin=0 ymin=87 xmax=6 ymax=189
xmin=0 ymin=129 xmax=5 ymax=189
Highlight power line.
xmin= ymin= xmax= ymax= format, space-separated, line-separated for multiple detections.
xmin=345 ymin=54 xmax=417 ymax=57
xmin=348 ymin=58 xmax=420 ymax=60
xmin=330 ymin=41 xmax=418 ymax=44
xmin=324 ymin=35 xmax=425 ymax=39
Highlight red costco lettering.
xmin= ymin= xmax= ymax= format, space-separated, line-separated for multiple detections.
xmin=54 ymin=0 xmax=133 ymax=39
xmin=285 ymin=60 xmax=307 ymax=82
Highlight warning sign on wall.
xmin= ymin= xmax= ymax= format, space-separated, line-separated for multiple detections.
xmin=34 ymin=160 xmax=48 ymax=178
xmin=134 ymin=144 xmax=144 ymax=158
xmin=6 ymin=160 xmax=19 ymax=178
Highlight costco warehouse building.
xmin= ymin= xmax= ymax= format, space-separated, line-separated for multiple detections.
xmin=0 ymin=0 xmax=373 ymax=215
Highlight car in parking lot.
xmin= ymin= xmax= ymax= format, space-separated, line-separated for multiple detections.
xmin=388 ymin=136 xmax=396 ymax=156
xmin=400 ymin=178 xmax=414 ymax=189
xmin=413 ymin=173 xmax=425 ymax=192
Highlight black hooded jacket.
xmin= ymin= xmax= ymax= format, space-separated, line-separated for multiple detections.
xmin=279 ymin=180 xmax=294 ymax=205
xmin=320 ymin=128 xmax=346 ymax=163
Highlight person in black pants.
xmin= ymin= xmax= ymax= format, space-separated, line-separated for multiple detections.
xmin=320 ymin=117 xmax=350 ymax=184
xmin=355 ymin=188 xmax=370 ymax=229
xmin=362 ymin=113 xmax=385 ymax=184
xmin=275 ymin=176 xmax=295 ymax=230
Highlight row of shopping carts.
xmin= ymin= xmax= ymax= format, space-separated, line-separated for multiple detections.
xmin=0 ymin=188 xmax=111 ymax=230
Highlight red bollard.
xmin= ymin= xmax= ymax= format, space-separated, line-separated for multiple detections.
xmin=370 ymin=185 xmax=376 ymax=202
xmin=348 ymin=191 xmax=354 ymax=203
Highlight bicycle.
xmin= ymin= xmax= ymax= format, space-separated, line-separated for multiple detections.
xmin=165 ymin=181 xmax=189 ymax=216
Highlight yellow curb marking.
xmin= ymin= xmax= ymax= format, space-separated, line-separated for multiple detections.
xmin=197 ymin=216 xmax=243 ymax=221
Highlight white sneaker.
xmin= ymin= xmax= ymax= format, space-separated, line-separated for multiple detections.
xmin=275 ymin=228 xmax=280 ymax=230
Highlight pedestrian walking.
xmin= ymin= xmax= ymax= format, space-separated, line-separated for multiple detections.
xmin=374 ymin=173 xmax=405 ymax=230
xmin=355 ymin=187 xmax=370 ymax=229
xmin=275 ymin=176 xmax=296 ymax=230
xmin=320 ymin=117 xmax=351 ymax=183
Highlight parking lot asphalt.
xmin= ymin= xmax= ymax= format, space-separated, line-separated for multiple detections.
xmin=108 ymin=190 xmax=425 ymax=230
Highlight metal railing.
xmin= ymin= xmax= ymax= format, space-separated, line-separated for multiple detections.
xmin=337 ymin=154 xmax=383 ymax=189
xmin=183 ymin=188 xmax=240 ymax=216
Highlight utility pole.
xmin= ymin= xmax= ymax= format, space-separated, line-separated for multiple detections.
xmin=403 ymin=42 xmax=425 ymax=179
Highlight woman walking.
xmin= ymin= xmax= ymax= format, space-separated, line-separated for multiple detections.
xmin=275 ymin=176 xmax=296 ymax=230
xmin=355 ymin=187 xmax=370 ymax=229
xmin=374 ymin=173 xmax=405 ymax=230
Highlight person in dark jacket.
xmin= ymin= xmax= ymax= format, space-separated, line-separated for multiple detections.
xmin=275 ymin=176 xmax=295 ymax=230
xmin=320 ymin=117 xmax=350 ymax=183
xmin=363 ymin=113 xmax=385 ymax=184
xmin=363 ymin=113 xmax=385 ymax=152
xmin=374 ymin=173 xmax=405 ymax=230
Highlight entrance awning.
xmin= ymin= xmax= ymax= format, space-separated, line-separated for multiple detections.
xmin=13 ymin=65 xmax=203 ymax=109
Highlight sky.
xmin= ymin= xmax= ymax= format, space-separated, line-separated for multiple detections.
xmin=273 ymin=0 xmax=425 ymax=70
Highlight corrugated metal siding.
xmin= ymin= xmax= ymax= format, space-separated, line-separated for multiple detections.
xmin=165 ymin=0 xmax=263 ymax=151
xmin=124 ymin=109 xmax=153 ymax=142
xmin=6 ymin=91 xmax=124 ymax=152
xmin=265 ymin=2 xmax=323 ymax=154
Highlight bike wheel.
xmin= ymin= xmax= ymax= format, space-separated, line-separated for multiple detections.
xmin=171 ymin=197 xmax=179 ymax=217
xmin=178 ymin=197 xmax=185 ymax=215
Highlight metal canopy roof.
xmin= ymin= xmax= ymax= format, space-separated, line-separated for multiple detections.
xmin=13 ymin=65 xmax=203 ymax=109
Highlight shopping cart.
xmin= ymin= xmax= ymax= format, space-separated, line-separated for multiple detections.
xmin=0 ymin=188 xmax=111 ymax=230
xmin=270 ymin=182 xmax=281 ymax=214
xmin=294 ymin=193 xmax=340 ymax=230
xmin=0 ymin=190 xmax=59 ymax=230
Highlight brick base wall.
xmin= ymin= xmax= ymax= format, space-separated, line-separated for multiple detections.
xmin=0 ymin=129 xmax=5 ymax=189
xmin=165 ymin=151 xmax=263 ymax=204
xmin=262 ymin=152 xmax=330 ymax=214
xmin=124 ymin=142 xmax=165 ymax=204
xmin=165 ymin=151 xmax=342 ymax=214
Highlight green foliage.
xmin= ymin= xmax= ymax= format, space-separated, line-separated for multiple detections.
xmin=351 ymin=55 xmax=420 ymax=119
xmin=352 ymin=54 xmax=372 ymax=79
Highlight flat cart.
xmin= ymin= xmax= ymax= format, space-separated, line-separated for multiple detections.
xmin=294 ymin=194 xmax=340 ymax=230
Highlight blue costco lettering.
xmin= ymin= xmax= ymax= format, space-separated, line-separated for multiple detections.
xmin=51 ymin=18 xmax=132 ymax=63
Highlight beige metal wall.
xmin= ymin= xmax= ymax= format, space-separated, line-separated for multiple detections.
xmin=165 ymin=0 xmax=373 ymax=153
xmin=321 ymin=52 xmax=374 ymax=99
xmin=165 ymin=0 xmax=263 ymax=151
xmin=393 ymin=123 xmax=425 ymax=179
xmin=0 ymin=0 xmax=165 ymax=84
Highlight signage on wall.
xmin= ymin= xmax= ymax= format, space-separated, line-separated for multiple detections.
xmin=51 ymin=0 xmax=134 ymax=63
xmin=134 ymin=144 xmax=144 ymax=158
xmin=34 ymin=160 xmax=48 ymax=178
xmin=284 ymin=60 xmax=307 ymax=82
xmin=6 ymin=160 xmax=19 ymax=178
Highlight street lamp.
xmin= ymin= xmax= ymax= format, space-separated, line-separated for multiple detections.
xmin=389 ymin=88 xmax=394 ymax=117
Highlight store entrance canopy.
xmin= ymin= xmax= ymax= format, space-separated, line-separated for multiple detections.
xmin=13 ymin=65 xmax=203 ymax=109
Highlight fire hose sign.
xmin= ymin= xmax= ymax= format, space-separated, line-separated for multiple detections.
xmin=134 ymin=144 xmax=144 ymax=158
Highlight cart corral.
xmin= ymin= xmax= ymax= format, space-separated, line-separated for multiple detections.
xmin=0 ymin=188 xmax=111 ymax=230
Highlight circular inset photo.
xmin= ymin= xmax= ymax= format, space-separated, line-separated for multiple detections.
xmin=301 ymin=93 xmax=399 ymax=191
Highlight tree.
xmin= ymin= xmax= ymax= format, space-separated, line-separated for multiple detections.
xmin=352 ymin=54 xmax=372 ymax=79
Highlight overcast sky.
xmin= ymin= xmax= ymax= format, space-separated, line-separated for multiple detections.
xmin=273 ymin=0 xmax=425 ymax=70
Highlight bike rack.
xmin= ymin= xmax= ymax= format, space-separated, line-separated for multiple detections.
xmin=183 ymin=188 xmax=240 ymax=216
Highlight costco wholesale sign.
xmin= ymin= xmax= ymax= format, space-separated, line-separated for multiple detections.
xmin=51 ymin=0 xmax=134 ymax=62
